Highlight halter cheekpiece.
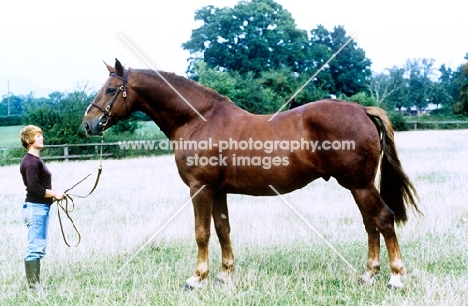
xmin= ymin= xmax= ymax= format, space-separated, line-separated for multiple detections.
xmin=89 ymin=70 xmax=129 ymax=128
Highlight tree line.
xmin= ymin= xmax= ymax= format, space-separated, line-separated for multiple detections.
xmin=182 ymin=0 xmax=468 ymax=116
xmin=0 ymin=87 xmax=146 ymax=165
xmin=0 ymin=88 xmax=140 ymax=144
xmin=1 ymin=0 xmax=468 ymax=132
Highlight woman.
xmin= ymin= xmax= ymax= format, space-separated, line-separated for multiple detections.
xmin=20 ymin=125 xmax=64 ymax=291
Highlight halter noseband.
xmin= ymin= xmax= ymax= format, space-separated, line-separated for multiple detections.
xmin=89 ymin=70 xmax=129 ymax=128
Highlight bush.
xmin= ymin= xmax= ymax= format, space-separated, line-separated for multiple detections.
xmin=339 ymin=92 xmax=378 ymax=107
xmin=106 ymin=113 xmax=139 ymax=136
xmin=22 ymin=93 xmax=90 ymax=145
xmin=0 ymin=115 xmax=23 ymax=126
xmin=388 ymin=111 xmax=408 ymax=131
xmin=430 ymin=107 xmax=453 ymax=116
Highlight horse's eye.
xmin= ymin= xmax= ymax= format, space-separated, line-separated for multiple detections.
xmin=106 ymin=88 xmax=117 ymax=95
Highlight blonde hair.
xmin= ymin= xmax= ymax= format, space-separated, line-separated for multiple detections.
xmin=20 ymin=125 xmax=43 ymax=149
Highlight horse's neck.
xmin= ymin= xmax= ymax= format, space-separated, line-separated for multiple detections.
xmin=135 ymin=71 xmax=215 ymax=139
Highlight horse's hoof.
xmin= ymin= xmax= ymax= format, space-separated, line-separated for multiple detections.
xmin=387 ymin=283 xmax=403 ymax=290
xmin=215 ymin=271 xmax=231 ymax=285
xmin=359 ymin=275 xmax=376 ymax=286
xmin=213 ymin=278 xmax=224 ymax=286
xmin=184 ymin=277 xmax=203 ymax=291
xmin=183 ymin=282 xmax=203 ymax=291
xmin=387 ymin=274 xmax=404 ymax=289
xmin=387 ymin=281 xmax=404 ymax=289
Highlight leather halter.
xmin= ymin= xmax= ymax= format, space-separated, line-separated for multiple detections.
xmin=89 ymin=70 xmax=129 ymax=128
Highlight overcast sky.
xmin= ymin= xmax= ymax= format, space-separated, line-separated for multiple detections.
xmin=1 ymin=0 xmax=467 ymax=98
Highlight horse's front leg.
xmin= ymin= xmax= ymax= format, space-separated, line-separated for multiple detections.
xmin=185 ymin=185 xmax=214 ymax=290
xmin=212 ymin=192 xmax=234 ymax=284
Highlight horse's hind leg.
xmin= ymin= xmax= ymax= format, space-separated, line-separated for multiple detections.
xmin=212 ymin=192 xmax=234 ymax=284
xmin=351 ymin=185 xmax=406 ymax=288
xmin=354 ymin=199 xmax=381 ymax=285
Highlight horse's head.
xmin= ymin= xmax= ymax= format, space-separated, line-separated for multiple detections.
xmin=82 ymin=58 xmax=133 ymax=135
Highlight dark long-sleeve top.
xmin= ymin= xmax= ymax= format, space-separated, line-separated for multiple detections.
xmin=20 ymin=153 xmax=53 ymax=204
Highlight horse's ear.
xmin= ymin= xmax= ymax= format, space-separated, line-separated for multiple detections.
xmin=115 ymin=58 xmax=124 ymax=77
xmin=104 ymin=61 xmax=115 ymax=74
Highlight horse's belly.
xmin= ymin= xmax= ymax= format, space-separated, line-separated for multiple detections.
xmin=221 ymin=165 xmax=322 ymax=196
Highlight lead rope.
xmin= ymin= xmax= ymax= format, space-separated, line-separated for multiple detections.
xmin=56 ymin=136 xmax=104 ymax=247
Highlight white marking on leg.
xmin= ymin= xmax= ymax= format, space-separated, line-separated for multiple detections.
xmin=216 ymin=271 xmax=231 ymax=284
xmin=360 ymin=271 xmax=376 ymax=285
xmin=186 ymin=276 xmax=203 ymax=289
xmin=388 ymin=273 xmax=404 ymax=288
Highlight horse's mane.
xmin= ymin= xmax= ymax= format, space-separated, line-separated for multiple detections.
xmin=134 ymin=69 xmax=234 ymax=104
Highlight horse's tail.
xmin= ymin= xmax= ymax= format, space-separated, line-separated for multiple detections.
xmin=365 ymin=107 xmax=422 ymax=225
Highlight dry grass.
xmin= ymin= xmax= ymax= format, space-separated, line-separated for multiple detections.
xmin=1 ymin=129 xmax=467 ymax=305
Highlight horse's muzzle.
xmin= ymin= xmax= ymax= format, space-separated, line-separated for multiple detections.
xmin=83 ymin=119 xmax=103 ymax=136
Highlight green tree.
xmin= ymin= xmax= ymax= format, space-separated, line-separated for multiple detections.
xmin=48 ymin=91 xmax=65 ymax=104
xmin=311 ymin=25 xmax=371 ymax=96
xmin=22 ymin=87 xmax=140 ymax=145
xmin=23 ymin=91 xmax=92 ymax=144
xmin=430 ymin=82 xmax=452 ymax=111
xmin=368 ymin=67 xmax=406 ymax=110
xmin=438 ymin=64 xmax=458 ymax=107
xmin=0 ymin=94 xmax=25 ymax=116
xmin=459 ymin=54 xmax=468 ymax=115
xmin=387 ymin=67 xmax=411 ymax=112
xmin=201 ymin=69 xmax=276 ymax=114
xmin=182 ymin=0 xmax=308 ymax=77
xmin=339 ymin=92 xmax=377 ymax=107
xmin=192 ymin=60 xmax=328 ymax=114
xmin=405 ymin=58 xmax=436 ymax=114
xmin=183 ymin=0 xmax=372 ymax=111
xmin=193 ymin=61 xmax=237 ymax=97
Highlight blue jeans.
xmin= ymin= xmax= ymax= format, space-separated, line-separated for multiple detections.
xmin=22 ymin=203 xmax=51 ymax=261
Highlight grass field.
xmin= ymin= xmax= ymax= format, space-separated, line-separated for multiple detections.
xmin=1 ymin=129 xmax=467 ymax=305
xmin=0 ymin=125 xmax=23 ymax=147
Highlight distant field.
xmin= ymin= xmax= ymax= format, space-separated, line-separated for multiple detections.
xmin=132 ymin=120 xmax=163 ymax=139
xmin=0 ymin=125 xmax=22 ymax=147
xmin=1 ymin=129 xmax=467 ymax=305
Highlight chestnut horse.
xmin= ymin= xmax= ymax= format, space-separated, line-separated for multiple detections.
xmin=82 ymin=59 xmax=420 ymax=289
